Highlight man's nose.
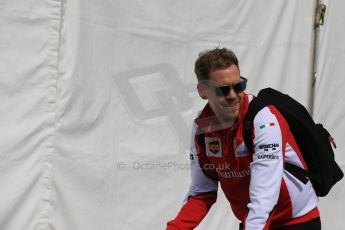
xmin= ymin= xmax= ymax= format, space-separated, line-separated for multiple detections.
xmin=225 ymin=87 xmax=237 ymax=99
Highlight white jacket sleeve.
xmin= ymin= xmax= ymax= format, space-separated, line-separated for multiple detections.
xmin=245 ymin=106 xmax=285 ymax=229
xmin=184 ymin=121 xmax=218 ymax=203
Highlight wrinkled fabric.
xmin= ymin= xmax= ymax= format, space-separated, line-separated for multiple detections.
xmin=0 ymin=0 xmax=343 ymax=229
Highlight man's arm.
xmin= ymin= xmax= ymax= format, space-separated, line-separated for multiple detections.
xmin=243 ymin=106 xmax=285 ymax=230
xmin=166 ymin=122 xmax=218 ymax=230
xmin=166 ymin=192 xmax=217 ymax=230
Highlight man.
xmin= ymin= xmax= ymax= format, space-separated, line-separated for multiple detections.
xmin=166 ymin=48 xmax=321 ymax=229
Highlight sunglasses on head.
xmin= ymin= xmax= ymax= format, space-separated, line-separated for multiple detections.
xmin=213 ymin=77 xmax=247 ymax=96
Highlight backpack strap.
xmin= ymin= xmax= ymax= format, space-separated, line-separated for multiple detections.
xmin=243 ymin=94 xmax=269 ymax=153
xmin=284 ymin=162 xmax=310 ymax=184
xmin=243 ymin=91 xmax=284 ymax=153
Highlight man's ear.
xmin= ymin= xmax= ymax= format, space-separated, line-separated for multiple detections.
xmin=197 ymin=83 xmax=208 ymax=100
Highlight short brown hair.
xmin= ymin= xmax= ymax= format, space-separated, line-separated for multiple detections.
xmin=194 ymin=47 xmax=239 ymax=82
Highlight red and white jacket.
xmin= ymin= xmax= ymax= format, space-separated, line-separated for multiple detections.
xmin=167 ymin=93 xmax=319 ymax=230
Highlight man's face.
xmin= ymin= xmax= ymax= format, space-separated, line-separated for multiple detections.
xmin=199 ymin=65 xmax=244 ymax=124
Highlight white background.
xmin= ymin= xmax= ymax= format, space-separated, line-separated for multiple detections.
xmin=0 ymin=0 xmax=344 ymax=229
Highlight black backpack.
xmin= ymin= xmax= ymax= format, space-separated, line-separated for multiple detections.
xmin=243 ymin=88 xmax=343 ymax=197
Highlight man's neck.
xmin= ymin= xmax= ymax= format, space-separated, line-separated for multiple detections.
xmin=219 ymin=119 xmax=235 ymax=129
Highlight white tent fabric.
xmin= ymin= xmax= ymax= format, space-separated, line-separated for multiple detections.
xmin=0 ymin=0 xmax=344 ymax=229
xmin=314 ymin=0 xmax=345 ymax=229
xmin=0 ymin=0 xmax=62 ymax=229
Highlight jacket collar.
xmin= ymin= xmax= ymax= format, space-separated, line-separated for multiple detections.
xmin=195 ymin=92 xmax=249 ymax=135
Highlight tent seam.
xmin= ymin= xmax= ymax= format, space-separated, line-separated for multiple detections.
xmin=37 ymin=0 xmax=65 ymax=229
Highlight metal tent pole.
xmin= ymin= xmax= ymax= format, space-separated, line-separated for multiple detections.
xmin=308 ymin=0 xmax=326 ymax=117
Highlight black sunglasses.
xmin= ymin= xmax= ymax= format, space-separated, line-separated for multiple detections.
xmin=214 ymin=77 xmax=247 ymax=96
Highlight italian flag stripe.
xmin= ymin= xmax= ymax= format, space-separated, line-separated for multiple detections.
xmin=259 ymin=122 xmax=275 ymax=129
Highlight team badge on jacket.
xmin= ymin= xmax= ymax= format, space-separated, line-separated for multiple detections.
xmin=234 ymin=138 xmax=251 ymax=157
xmin=205 ymin=137 xmax=222 ymax=157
